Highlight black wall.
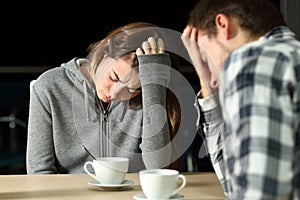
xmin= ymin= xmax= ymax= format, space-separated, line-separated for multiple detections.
xmin=0 ymin=0 xmax=199 ymax=67
xmin=0 ymin=0 xmax=281 ymax=66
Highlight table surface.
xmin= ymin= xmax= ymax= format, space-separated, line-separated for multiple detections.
xmin=0 ymin=172 xmax=226 ymax=200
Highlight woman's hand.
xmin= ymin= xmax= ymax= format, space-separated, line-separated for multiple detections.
xmin=136 ymin=37 xmax=165 ymax=55
xmin=135 ymin=36 xmax=171 ymax=88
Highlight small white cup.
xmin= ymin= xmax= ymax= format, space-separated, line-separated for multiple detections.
xmin=84 ymin=157 xmax=129 ymax=184
xmin=139 ymin=169 xmax=187 ymax=199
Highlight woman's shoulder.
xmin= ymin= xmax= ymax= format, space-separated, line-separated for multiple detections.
xmin=34 ymin=66 xmax=66 ymax=90
xmin=33 ymin=59 xmax=79 ymax=93
xmin=36 ymin=58 xmax=78 ymax=84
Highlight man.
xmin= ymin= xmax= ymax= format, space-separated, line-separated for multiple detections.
xmin=181 ymin=0 xmax=300 ymax=199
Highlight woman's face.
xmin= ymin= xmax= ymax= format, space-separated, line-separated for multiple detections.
xmin=94 ymin=56 xmax=141 ymax=103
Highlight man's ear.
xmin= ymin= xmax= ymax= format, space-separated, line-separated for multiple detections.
xmin=215 ymin=14 xmax=230 ymax=40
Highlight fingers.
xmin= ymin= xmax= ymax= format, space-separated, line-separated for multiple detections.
xmin=136 ymin=37 xmax=165 ymax=55
xmin=157 ymin=38 xmax=164 ymax=53
xmin=141 ymin=41 xmax=151 ymax=54
xmin=181 ymin=25 xmax=193 ymax=48
xmin=148 ymin=37 xmax=157 ymax=54
xmin=190 ymin=27 xmax=198 ymax=42
xmin=136 ymin=48 xmax=144 ymax=56
xmin=182 ymin=25 xmax=192 ymax=39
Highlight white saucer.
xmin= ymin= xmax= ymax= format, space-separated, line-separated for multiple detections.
xmin=133 ymin=193 xmax=184 ymax=200
xmin=88 ymin=179 xmax=134 ymax=188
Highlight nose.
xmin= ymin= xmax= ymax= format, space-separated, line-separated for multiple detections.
xmin=109 ymin=83 xmax=123 ymax=99
xmin=108 ymin=85 xmax=116 ymax=99
xmin=110 ymin=83 xmax=134 ymax=100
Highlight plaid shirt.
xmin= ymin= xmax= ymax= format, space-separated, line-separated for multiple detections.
xmin=197 ymin=26 xmax=300 ymax=200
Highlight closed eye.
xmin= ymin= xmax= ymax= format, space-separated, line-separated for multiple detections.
xmin=109 ymin=76 xmax=118 ymax=82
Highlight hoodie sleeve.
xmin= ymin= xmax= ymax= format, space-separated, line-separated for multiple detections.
xmin=137 ymin=53 xmax=172 ymax=169
xmin=26 ymin=79 xmax=58 ymax=174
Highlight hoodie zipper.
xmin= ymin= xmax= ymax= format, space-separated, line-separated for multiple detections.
xmin=96 ymin=96 xmax=109 ymax=123
xmin=102 ymin=107 xmax=110 ymax=157
xmin=96 ymin=96 xmax=110 ymax=157
xmin=103 ymin=110 xmax=108 ymax=122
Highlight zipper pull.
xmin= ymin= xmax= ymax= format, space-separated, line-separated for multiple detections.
xmin=103 ymin=110 xmax=108 ymax=122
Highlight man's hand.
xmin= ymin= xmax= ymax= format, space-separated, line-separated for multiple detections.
xmin=181 ymin=25 xmax=218 ymax=97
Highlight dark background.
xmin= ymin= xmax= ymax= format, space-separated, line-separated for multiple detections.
xmin=0 ymin=0 xmax=281 ymax=66
xmin=0 ymin=0 xmax=281 ymax=174
xmin=0 ymin=0 xmax=200 ymax=67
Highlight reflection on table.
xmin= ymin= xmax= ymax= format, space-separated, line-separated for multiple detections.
xmin=0 ymin=172 xmax=226 ymax=200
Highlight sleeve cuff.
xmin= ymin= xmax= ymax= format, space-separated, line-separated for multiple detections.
xmin=197 ymin=93 xmax=218 ymax=112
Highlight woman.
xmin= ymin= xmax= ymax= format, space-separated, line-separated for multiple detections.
xmin=26 ymin=22 xmax=181 ymax=174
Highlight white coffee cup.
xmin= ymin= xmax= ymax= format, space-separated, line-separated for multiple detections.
xmin=139 ymin=169 xmax=187 ymax=199
xmin=84 ymin=157 xmax=129 ymax=184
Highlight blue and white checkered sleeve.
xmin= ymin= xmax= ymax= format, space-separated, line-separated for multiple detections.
xmin=196 ymin=93 xmax=230 ymax=198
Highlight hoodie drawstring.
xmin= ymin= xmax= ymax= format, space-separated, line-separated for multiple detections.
xmin=83 ymin=81 xmax=91 ymax=122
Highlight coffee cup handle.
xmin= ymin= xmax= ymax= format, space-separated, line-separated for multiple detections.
xmin=171 ymin=174 xmax=187 ymax=196
xmin=84 ymin=161 xmax=97 ymax=180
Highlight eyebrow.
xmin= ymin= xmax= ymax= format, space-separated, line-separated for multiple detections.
xmin=112 ymin=69 xmax=141 ymax=91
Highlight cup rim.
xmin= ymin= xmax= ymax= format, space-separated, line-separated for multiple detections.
xmin=139 ymin=169 xmax=179 ymax=176
xmin=94 ymin=157 xmax=129 ymax=162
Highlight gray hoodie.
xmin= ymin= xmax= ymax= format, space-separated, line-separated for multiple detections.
xmin=26 ymin=54 xmax=172 ymax=174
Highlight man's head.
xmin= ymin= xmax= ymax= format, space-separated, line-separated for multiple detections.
xmin=185 ymin=0 xmax=286 ymax=84
xmin=188 ymin=0 xmax=285 ymax=39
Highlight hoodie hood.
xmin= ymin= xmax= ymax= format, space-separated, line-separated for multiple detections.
xmin=62 ymin=57 xmax=93 ymax=89
xmin=62 ymin=57 xmax=96 ymax=122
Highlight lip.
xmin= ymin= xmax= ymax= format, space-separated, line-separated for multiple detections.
xmin=104 ymin=96 xmax=110 ymax=102
xmin=99 ymin=91 xmax=110 ymax=102
xmin=103 ymin=93 xmax=111 ymax=102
